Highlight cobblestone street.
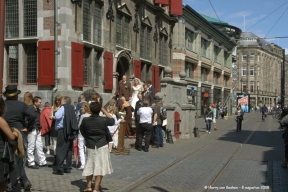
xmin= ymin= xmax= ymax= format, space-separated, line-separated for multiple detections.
xmin=22 ymin=113 xmax=287 ymax=192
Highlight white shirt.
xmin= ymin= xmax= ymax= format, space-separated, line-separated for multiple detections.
xmin=137 ymin=107 xmax=153 ymax=124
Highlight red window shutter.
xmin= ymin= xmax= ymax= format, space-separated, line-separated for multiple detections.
xmin=155 ymin=0 xmax=169 ymax=5
xmin=38 ymin=41 xmax=55 ymax=86
xmin=71 ymin=42 xmax=84 ymax=87
xmin=155 ymin=66 xmax=160 ymax=93
xmin=170 ymin=0 xmax=183 ymax=15
xmin=134 ymin=60 xmax=141 ymax=79
xmin=104 ymin=51 xmax=113 ymax=90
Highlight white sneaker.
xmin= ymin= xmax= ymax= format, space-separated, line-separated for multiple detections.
xmin=46 ymin=150 xmax=50 ymax=155
xmin=206 ymin=131 xmax=208 ymax=133
xmin=209 ymin=132 xmax=211 ymax=134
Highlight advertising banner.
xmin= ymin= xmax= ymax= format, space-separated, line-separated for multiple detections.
xmin=237 ymin=93 xmax=250 ymax=113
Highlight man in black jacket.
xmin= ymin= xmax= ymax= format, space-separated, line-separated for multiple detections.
xmin=53 ymin=96 xmax=78 ymax=175
xmin=134 ymin=93 xmax=143 ymax=149
xmin=3 ymin=85 xmax=36 ymax=192
xmin=27 ymin=96 xmax=47 ymax=169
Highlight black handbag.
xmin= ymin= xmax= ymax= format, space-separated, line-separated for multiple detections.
xmin=2 ymin=141 xmax=14 ymax=164
xmin=103 ymin=117 xmax=113 ymax=143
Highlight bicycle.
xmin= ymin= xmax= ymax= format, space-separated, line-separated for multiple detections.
xmin=262 ymin=113 xmax=267 ymax=121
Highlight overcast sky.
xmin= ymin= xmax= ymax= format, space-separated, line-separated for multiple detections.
xmin=183 ymin=0 xmax=288 ymax=54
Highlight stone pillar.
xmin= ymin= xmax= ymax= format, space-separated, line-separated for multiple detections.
xmin=194 ymin=60 xmax=201 ymax=81
xmin=210 ymin=86 xmax=214 ymax=105
xmin=221 ymin=89 xmax=224 ymax=103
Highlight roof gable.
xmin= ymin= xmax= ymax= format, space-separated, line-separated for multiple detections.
xmin=142 ymin=16 xmax=153 ymax=27
xmin=117 ymin=3 xmax=132 ymax=17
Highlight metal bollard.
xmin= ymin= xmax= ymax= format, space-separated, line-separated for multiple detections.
xmin=194 ymin=126 xmax=200 ymax=137
xmin=166 ymin=129 xmax=174 ymax=144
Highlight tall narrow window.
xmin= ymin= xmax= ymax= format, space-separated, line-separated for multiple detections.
xmin=213 ymin=72 xmax=219 ymax=85
xmin=250 ymin=54 xmax=255 ymax=62
xmin=214 ymin=46 xmax=219 ymax=63
xmin=116 ymin=14 xmax=122 ymax=45
xmin=94 ymin=51 xmax=100 ymax=87
xmin=140 ymin=26 xmax=152 ymax=60
xmin=83 ymin=48 xmax=91 ymax=86
xmin=25 ymin=44 xmax=37 ymax=84
xmin=185 ymin=29 xmax=194 ymax=51
xmin=224 ymin=52 xmax=229 ymax=67
xmin=201 ymin=68 xmax=207 ymax=82
xmin=243 ymin=83 xmax=247 ymax=93
xmin=224 ymin=76 xmax=228 ymax=86
xmin=201 ymin=38 xmax=207 ymax=57
xmin=250 ymin=81 xmax=254 ymax=92
xmin=93 ymin=3 xmax=102 ymax=45
xmin=5 ymin=0 xmax=19 ymax=38
xmin=159 ymin=36 xmax=168 ymax=65
xmin=185 ymin=62 xmax=194 ymax=78
xmin=146 ymin=28 xmax=151 ymax=60
xmin=123 ymin=17 xmax=130 ymax=48
xmin=242 ymin=66 xmax=247 ymax=76
xmin=140 ymin=25 xmax=145 ymax=58
xmin=23 ymin=0 xmax=37 ymax=37
xmin=83 ymin=0 xmax=91 ymax=41
xmin=7 ymin=45 xmax=19 ymax=84
xmin=250 ymin=67 xmax=254 ymax=76
xmin=242 ymin=54 xmax=247 ymax=61
xmin=116 ymin=14 xmax=130 ymax=48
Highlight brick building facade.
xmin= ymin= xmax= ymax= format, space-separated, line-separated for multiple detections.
xmin=3 ymin=0 xmax=181 ymax=104
xmin=172 ymin=5 xmax=236 ymax=116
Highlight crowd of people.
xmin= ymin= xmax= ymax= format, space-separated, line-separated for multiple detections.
xmin=203 ymin=102 xmax=228 ymax=133
xmin=0 ymin=74 xmax=167 ymax=192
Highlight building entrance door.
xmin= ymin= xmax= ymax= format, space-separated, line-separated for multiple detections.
xmin=174 ymin=111 xmax=181 ymax=139
xmin=116 ymin=56 xmax=130 ymax=82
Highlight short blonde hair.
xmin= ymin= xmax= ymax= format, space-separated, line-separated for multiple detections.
xmin=82 ymin=103 xmax=91 ymax=114
xmin=120 ymin=96 xmax=126 ymax=102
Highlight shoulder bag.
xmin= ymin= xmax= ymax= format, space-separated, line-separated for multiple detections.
xmin=2 ymin=141 xmax=14 ymax=164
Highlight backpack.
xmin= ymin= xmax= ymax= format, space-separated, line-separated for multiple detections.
xmin=160 ymin=106 xmax=167 ymax=120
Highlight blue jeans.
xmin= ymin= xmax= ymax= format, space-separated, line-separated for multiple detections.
xmin=206 ymin=120 xmax=211 ymax=132
xmin=154 ymin=125 xmax=164 ymax=147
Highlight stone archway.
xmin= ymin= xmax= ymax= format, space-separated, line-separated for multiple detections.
xmin=116 ymin=50 xmax=132 ymax=82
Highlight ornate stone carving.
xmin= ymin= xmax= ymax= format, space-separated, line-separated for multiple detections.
xmin=106 ymin=0 xmax=114 ymax=21
xmin=133 ymin=3 xmax=140 ymax=33
xmin=153 ymin=16 xmax=158 ymax=42
xmin=71 ymin=0 xmax=82 ymax=7
xmin=164 ymin=67 xmax=172 ymax=78
xmin=179 ymin=71 xmax=186 ymax=80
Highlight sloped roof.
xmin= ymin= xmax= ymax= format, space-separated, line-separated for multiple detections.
xmin=200 ymin=14 xmax=228 ymax=25
xmin=239 ymin=32 xmax=270 ymax=51
xmin=200 ymin=14 xmax=242 ymax=40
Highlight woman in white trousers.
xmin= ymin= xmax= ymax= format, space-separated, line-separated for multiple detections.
xmin=78 ymin=103 xmax=91 ymax=170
